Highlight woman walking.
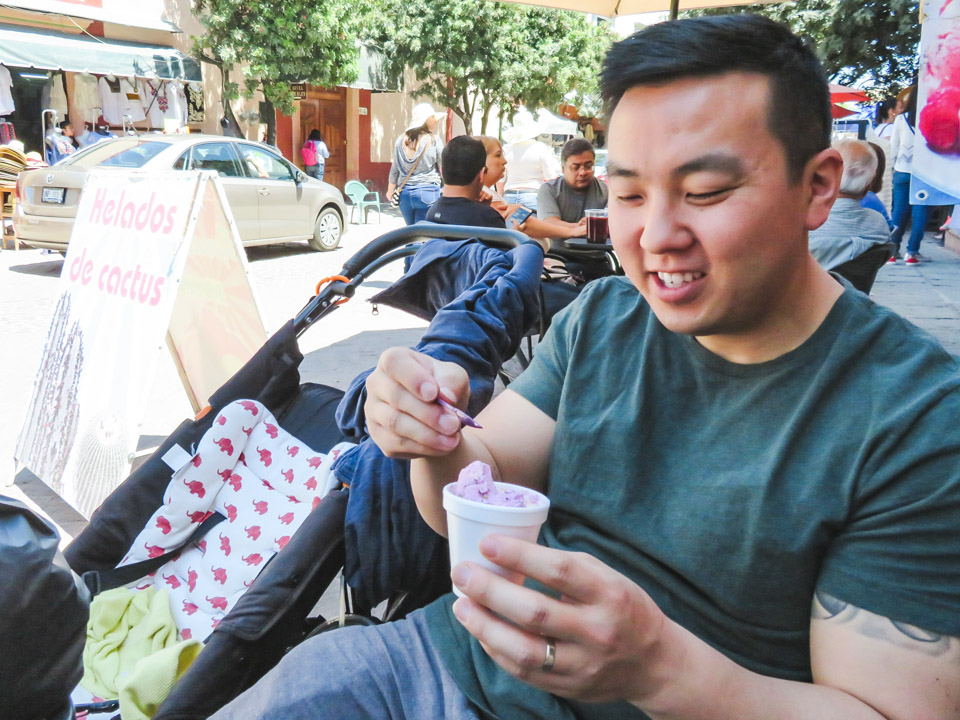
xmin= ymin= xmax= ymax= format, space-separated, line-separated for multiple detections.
xmin=387 ymin=103 xmax=443 ymax=225
xmin=301 ymin=129 xmax=330 ymax=182
xmin=888 ymin=85 xmax=928 ymax=264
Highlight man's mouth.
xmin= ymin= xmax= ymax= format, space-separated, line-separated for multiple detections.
xmin=656 ymin=271 xmax=705 ymax=289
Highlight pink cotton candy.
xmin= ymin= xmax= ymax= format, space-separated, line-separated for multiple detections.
xmin=454 ymin=461 xmax=531 ymax=507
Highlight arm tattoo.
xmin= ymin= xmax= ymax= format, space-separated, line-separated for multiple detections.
xmin=812 ymin=590 xmax=960 ymax=662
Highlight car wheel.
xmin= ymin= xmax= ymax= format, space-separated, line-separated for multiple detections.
xmin=309 ymin=207 xmax=342 ymax=251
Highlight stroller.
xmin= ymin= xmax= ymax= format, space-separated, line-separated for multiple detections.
xmin=60 ymin=223 xmax=547 ymax=718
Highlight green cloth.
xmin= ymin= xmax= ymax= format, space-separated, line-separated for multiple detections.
xmin=425 ymin=276 xmax=960 ymax=720
xmin=119 ymin=638 xmax=203 ymax=720
xmin=81 ymin=587 xmax=181 ymax=699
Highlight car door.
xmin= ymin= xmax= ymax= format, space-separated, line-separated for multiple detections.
xmin=237 ymin=144 xmax=309 ymax=241
xmin=175 ymin=142 xmax=260 ymax=243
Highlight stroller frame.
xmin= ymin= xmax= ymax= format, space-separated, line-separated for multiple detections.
xmin=66 ymin=224 xmax=533 ymax=719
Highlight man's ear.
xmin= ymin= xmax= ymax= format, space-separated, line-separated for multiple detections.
xmin=803 ymin=147 xmax=843 ymax=232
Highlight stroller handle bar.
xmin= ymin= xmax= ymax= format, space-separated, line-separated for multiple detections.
xmin=295 ymin=223 xmax=532 ymax=335
xmin=341 ymin=223 xmax=530 ymax=279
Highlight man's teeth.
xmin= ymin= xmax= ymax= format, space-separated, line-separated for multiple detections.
xmin=657 ymin=271 xmax=704 ymax=288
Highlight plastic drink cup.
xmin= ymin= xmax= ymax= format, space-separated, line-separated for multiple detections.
xmin=585 ymin=208 xmax=609 ymax=244
xmin=443 ymin=482 xmax=550 ymax=597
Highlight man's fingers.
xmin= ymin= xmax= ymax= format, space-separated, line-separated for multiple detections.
xmin=477 ymin=536 xmax=605 ymax=605
xmin=377 ymin=347 xmax=442 ymax=402
xmin=367 ymin=417 xmax=459 ymax=458
xmin=431 ymin=359 xmax=471 ymax=409
xmin=366 ymin=371 xmax=459 ymax=436
xmin=452 ymin=560 xmax=584 ymax=642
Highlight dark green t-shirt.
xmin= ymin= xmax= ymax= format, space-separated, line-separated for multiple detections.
xmin=425 ymin=276 xmax=960 ymax=720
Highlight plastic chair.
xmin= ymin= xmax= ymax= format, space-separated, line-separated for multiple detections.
xmin=344 ymin=180 xmax=381 ymax=224
xmin=832 ymin=242 xmax=895 ymax=294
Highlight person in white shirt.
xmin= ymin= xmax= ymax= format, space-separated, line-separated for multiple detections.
xmin=888 ymin=84 xmax=928 ymax=264
xmin=500 ymin=110 xmax=561 ymax=212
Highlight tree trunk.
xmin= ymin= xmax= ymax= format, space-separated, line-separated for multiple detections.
xmin=262 ymin=98 xmax=277 ymax=146
xmin=479 ymin=90 xmax=493 ymax=135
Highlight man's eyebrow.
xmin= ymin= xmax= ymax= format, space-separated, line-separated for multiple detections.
xmin=673 ymin=153 xmax=746 ymax=178
xmin=606 ymin=161 xmax=638 ymax=179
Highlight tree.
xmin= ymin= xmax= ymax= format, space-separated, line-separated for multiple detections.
xmin=365 ymin=0 xmax=612 ymax=134
xmin=687 ymin=0 xmax=920 ymax=96
xmin=192 ymin=0 xmax=365 ymax=145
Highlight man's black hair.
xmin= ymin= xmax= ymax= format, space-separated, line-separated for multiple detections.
xmin=441 ymin=135 xmax=488 ymax=186
xmin=601 ymin=15 xmax=831 ymax=182
xmin=561 ymin=137 xmax=596 ymax=164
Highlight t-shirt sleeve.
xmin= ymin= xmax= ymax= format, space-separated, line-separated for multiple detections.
xmin=537 ymin=182 xmax=561 ymax=220
xmin=508 ymin=282 xmax=599 ymax=420
xmin=817 ymin=386 xmax=960 ymax=637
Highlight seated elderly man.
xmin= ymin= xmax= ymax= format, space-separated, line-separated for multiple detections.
xmin=808 ymin=139 xmax=890 ymax=269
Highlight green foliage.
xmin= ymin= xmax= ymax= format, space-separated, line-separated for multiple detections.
xmin=192 ymin=0 xmax=365 ymax=116
xmin=687 ymin=0 xmax=920 ymax=96
xmin=364 ymin=0 xmax=613 ymax=133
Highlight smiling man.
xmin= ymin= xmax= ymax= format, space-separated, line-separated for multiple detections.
xmin=215 ymin=16 xmax=960 ymax=720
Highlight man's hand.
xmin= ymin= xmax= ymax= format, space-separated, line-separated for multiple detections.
xmin=365 ymin=347 xmax=471 ymax=459
xmin=450 ymin=535 xmax=676 ymax=705
xmin=563 ymin=221 xmax=587 ymax=239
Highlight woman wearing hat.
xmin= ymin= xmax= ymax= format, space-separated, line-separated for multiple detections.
xmin=387 ymin=102 xmax=444 ymax=225
xmin=501 ymin=109 xmax=561 ymax=212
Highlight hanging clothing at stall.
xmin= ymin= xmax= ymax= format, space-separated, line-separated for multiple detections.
xmin=99 ymin=76 xmax=145 ymax=125
xmin=164 ymin=80 xmax=188 ymax=126
xmin=73 ymin=73 xmax=102 ymax=127
xmin=186 ymin=82 xmax=204 ymax=124
xmin=0 ymin=65 xmax=15 ymax=117
xmin=41 ymin=73 xmax=69 ymax=120
xmin=140 ymin=79 xmax=168 ymax=128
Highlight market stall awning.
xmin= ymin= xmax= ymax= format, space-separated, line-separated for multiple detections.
xmin=0 ymin=23 xmax=201 ymax=81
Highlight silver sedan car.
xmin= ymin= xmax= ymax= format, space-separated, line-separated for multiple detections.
xmin=14 ymin=134 xmax=347 ymax=252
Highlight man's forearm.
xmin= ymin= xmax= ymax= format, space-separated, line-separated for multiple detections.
xmin=641 ymin=621 xmax=888 ymax=720
xmin=410 ymin=430 xmax=497 ymax=537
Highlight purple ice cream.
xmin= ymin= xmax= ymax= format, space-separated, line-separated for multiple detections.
xmin=454 ymin=461 xmax=531 ymax=507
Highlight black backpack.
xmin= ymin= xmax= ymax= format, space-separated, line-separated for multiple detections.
xmin=0 ymin=496 xmax=89 ymax=720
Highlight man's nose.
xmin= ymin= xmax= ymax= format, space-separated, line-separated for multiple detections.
xmin=637 ymin=201 xmax=692 ymax=255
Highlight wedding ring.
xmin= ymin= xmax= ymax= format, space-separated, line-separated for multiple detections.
xmin=542 ymin=637 xmax=557 ymax=671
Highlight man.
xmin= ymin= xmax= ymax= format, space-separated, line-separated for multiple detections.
xmin=215 ymin=16 xmax=960 ymax=720
xmin=537 ymin=137 xmax=608 ymax=237
xmin=426 ymin=135 xmax=585 ymax=251
xmin=808 ymin=139 xmax=891 ymax=269
xmin=425 ymin=135 xmax=507 ymax=229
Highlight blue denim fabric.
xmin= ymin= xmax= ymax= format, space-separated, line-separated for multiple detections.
xmin=890 ymin=171 xmax=928 ymax=255
xmin=503 ymin=189 xmax=538 ymax=212
xmin=305 ymin=164 xmax=321 ymax=179
xmin=399 ymin=184 xmax=441 ymax=225
xmin=209 ymin=609 xmax=481 ymax=720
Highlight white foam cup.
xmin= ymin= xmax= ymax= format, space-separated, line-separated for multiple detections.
xmin=443 ymin=482 xmax=550 ymax=597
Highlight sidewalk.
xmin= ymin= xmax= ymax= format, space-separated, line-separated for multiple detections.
xmin=870 ymin=238 xmax=960 ymax=356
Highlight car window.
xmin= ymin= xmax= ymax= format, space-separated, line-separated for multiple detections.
xmin=65 ymin=139 xmax=172 ymax=169
xmin=189 ymin=142 xmax=245 ymax=178
xmin=239 ymin=145 xmax=294 ymax=182
xmin=173 ymin=150 xmax=189 ymax=170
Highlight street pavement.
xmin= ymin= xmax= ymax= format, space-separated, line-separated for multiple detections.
xmin=2 ymin=226 xmax=960 ymax=544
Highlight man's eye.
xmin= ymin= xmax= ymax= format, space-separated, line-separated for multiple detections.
xmin=687 ymin=189 xmax=731 ymax=202
xmin=616 ymin=194 xmax=643 ymax=204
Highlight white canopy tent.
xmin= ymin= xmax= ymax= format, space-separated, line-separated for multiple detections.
xmin=536 ymin=108 xmax=578 ymax=135
xmin=492 ymin=0 xmax=784 ymax=21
